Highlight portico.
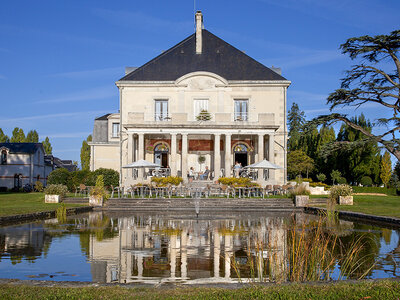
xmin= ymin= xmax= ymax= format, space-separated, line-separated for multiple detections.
xmin=122 ymin=126 xmax=277 ymax=186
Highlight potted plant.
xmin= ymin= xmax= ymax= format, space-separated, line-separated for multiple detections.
xmin=89 ymin=175 xmax=109 ymax=207
xmin=196 ymin=109 xmax=211 ymax=121
xmin=290 ymin=185 xmax=310 ymax=207
xmin=329 ymin=184 xmax=353 ymax=205
xmin=44 ymin=184 xmax=68 ymax=203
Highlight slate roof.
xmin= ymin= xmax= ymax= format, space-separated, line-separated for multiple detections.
xmin=119 ymin=30 xmax=287 ymax=82
xmin=0 ymin=143 xmax=43 ymax=154
xmin=95 ymin=113 xmax=111 ymax=121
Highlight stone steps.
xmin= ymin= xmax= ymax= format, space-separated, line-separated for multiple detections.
xmin=105 ymin=198 xmax=295 ymax=210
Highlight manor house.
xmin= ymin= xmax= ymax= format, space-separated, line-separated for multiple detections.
xmin=90 ymin=12 xmax=290 ymax=186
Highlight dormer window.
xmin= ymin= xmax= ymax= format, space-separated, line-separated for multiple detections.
xmin=1 ymin=150 xmax=7 ymax=165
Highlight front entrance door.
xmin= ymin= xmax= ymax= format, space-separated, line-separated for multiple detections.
xmin=155 ymin=152 xmax=168 ymax=168
xmin=234 ymin=153 xmax=248 ymax=167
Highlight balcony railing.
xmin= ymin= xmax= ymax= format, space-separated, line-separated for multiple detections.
xmin=153 ymin=114 xmax=171 ymax=122
xmin=234 ymin=112 xmax=249 ymax=121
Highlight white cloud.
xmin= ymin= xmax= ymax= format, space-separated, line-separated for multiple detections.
xmin=92 ymin=9 xmax=192 ymax=34
xmin=0 ymin=110 xmax=111 ymax=123
xmin=41 ymin=132 xmax=92 ymax=139
xmin=48 ymin=67 xmax=123 ymax=79
xmin=34 ymin=86 xmax=116 ymax=104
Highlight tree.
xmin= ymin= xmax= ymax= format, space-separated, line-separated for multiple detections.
xmin=26 ymin=130 xmax=39 ymax=143
xmin=380 ymin=152 xmax=392 ymax=187
xmin=331 ymin=170 xmax=341 ymax=185
xmin=80 ymin=135 xmax=92 ymax=171
xmin=42 ymin=137 xmax=52 ymax=154
xmin=314 ymin=30 xmax=400 ymax=161
xmin=316 ymin=173 xmax=326 ymax=182
xmin=47 ymin=168 xmax=71 ymax=186
xmin=0 ymin=128 xmax=9 ymax=143
xmin=287 ymin=103 xmax=306 ymax=152
xmin=334 ymin=114 xmax=381 ymax=184
xmin=395 ymin=161 xmax=400 ymax=178
xmin=287 ymin=150 xmax=314 ymax=179
xmin=10 ymin=127 xmax=25 ymax=143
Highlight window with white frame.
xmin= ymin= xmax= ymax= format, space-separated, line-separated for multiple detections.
xmin=112 ymin=123 xmax=120 ymax=138
xmin=1 ymin=150 xmax=7 ymax=165
xmin=194 ymin=99 xmax=209 ymax=120
xmin=234 ymin=99 xmax=248 ymax=121
xmin=154 ymin=99 xmax=169 ymax=121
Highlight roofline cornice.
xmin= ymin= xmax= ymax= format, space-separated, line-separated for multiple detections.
xmin=116 ymin=80 xmax=291 ymax=88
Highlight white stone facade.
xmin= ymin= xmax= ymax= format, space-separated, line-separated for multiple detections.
xmin=89 ymin=12 xmax=290 ymax=187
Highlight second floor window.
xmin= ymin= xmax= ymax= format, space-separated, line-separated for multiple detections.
xmin=234 ymin=99 xmax=248 ymax=121
xmin=112 ymin=123 xmax=120 ymax=138
xmin=155 ymin=99 xmax=169 ymax=121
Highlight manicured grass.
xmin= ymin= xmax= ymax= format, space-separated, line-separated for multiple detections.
xmin=0 ymin=192 xmax=86 ymax=217
xmin=335 ymin=195 xmax=400 ymax=218
xmin=0 ymin=280 xmax=399 ymax=299
xmin=352 ymin=186 xmax=398 ymax=196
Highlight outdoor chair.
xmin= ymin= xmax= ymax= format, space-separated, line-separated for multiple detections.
xmin=273 ymin=185 xmax=282 ymax=195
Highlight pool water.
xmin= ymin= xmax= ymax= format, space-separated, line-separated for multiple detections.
xmin=0 ymin=211 xmax=399 ymax=283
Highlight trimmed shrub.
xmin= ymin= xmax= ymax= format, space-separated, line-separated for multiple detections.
xmin=330 ymin=184 xmax=353 ymax=202
xmin=309 ymin=182 xmax=330 ymax=188
xmin=151 ymin=176 xmax=183 ymax=186
xmin=360 ymin=176 xmax=373 ymax=187
xmin=217 ymin=177 xmax=259 ymax=187
xmin=47 ymin=168 xmax=71 ymax=186
xmin=69 ymin=170 xmax=91 ymax=191
xmin=44 ymin=184 xmax=68 ymax=197
xmin=338 ymin=177 xmax=347 ymax=184
xmin=86 ymin=168 xmax=119 ymax=188
xmin=34 ymin=181 xmax=44 ymax=192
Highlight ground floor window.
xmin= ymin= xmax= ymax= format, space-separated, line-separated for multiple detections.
xmin=14 ymin=174 xmax=22 ymax=189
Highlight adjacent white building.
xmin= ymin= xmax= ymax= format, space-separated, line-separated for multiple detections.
xmin=90 ymin=12 xmax=290 ymax=187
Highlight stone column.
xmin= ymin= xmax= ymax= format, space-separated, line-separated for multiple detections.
xmin=214 ymin=229 xmax=220 ymax=278
xmin=170 ymin=133 xmax=177 ymax=176
xmin=127 ymin=133 xmax=133 ymax=179
xmin=269 ymin=134 xmax=275 ymax=183
xmin=181 ymin=133 xmax=188 ymax=181
xmin=224 ymin=235 xmax=232 ymax=279
xmin=181 ymin=230 xmax=188 ymax=279
xmin=214 ymin=134 xmax=221 ymax=179
xmin=225 ymin=134 xmax=231 ymax=177
xmin=170 ymin=234 xmax=177 ymax=279
xmin=258 ymin=134 xmax=264 ymax=182
xmin=138 ymin=133 xmax=144 ymax=179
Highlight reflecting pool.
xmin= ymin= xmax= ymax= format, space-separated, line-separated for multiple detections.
xmin=0 ymin=211 xmax=399 ymax=283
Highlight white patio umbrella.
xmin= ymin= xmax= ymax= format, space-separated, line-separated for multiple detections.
xmin=122 ymin=159 xmax=161 ymax=168
xmin=244 ymin=159 xmax=283 ymax=169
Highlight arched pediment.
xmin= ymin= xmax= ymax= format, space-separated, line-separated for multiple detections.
xmin=175 ymin=72 xmax=228 ymax=90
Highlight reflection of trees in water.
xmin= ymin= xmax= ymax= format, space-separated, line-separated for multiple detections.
xmin=334 ymin=224 xmax=381 ymax=279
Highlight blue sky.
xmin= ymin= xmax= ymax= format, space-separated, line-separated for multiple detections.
xmin=0 ymin=0 xmax=399 ymax=165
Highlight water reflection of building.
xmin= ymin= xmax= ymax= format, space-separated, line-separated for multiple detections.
xmin=89 ymin=214 xmax=288 ymax=283
xmin=0 ymin=224 xmax=48 ymax=261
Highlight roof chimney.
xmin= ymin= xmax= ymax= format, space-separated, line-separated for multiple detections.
xmin=195 ymin=11 xmax=203 ymax=54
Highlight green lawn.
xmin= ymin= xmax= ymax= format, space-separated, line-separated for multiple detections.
xmin=0 ymin=192 xmax=86 ymax=217
xmin=0 ymin=280 xmax=399 ymax=299
xmin=334 ymin=195 xmax=400 ymax=218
